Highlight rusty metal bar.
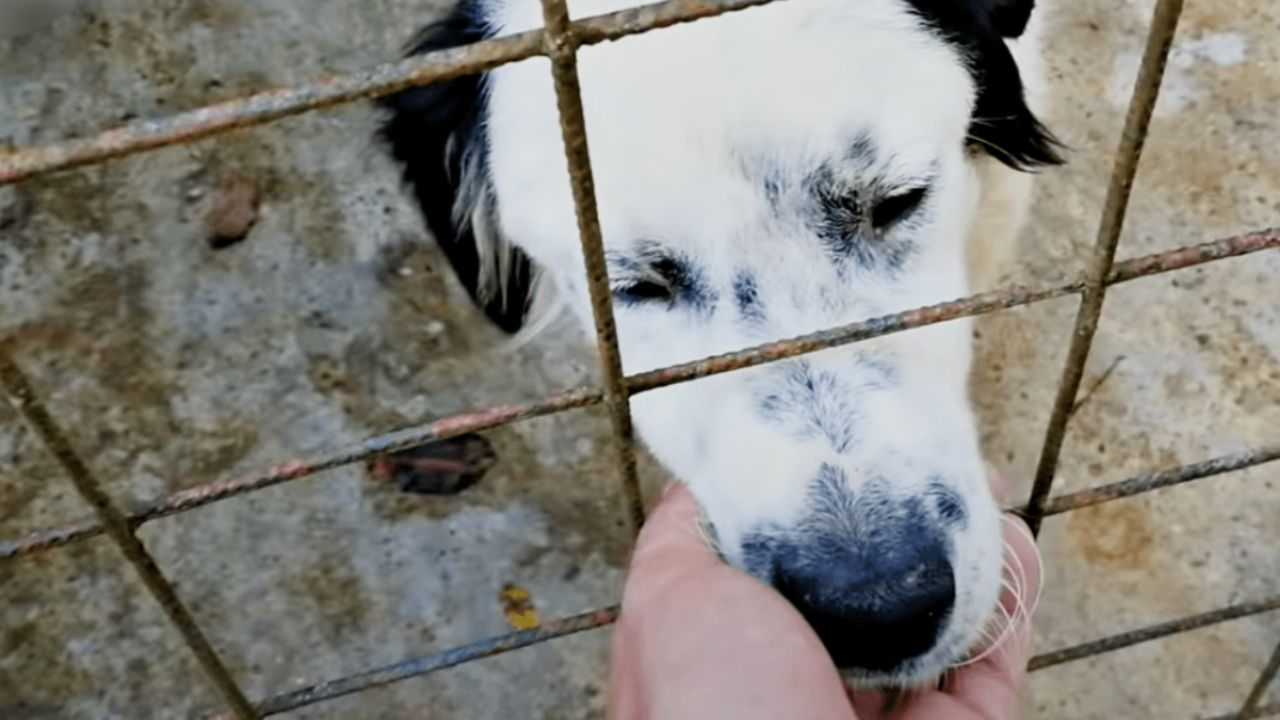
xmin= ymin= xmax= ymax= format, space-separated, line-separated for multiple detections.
xmin=539 ymin=0 xmax=645 ymax=534
xmin=1208 ymin=706 xmax=1280 ymax=720
xmin=629 ymin=230 xmax=1277 ymax=394
xmin=1241 ymin=640 xmax=1280 ymax=719
xmin=1024 ymin=0 xmax=1186 ymax=535
xmin=0 ymin=0 xmax=781 ymax=186
xmin=212 ymin=607 xmax=620 ymax=718
xmin=1041 ymin=446 xmax=1280 ymax=516
xmin=1027 ymin=594 xmax=1280 ymax=672
xmin=3 ymin=230 xmax=1276 ymax=562
xmin=0 ymin=346 xmax=259 ymax=720
xmin=1207 ymin=703 xmax=1280 ymax=720
xmin=0 ymin=387 xmax=602 ymax=559
xmin=214 ymin=589 xmax=1280 ymax=716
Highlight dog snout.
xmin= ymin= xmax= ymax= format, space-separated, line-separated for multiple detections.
xmin=769 ymin=524 xmax=955 ymax=671
xmin=739 ymin=468 xmax=962 ymax=673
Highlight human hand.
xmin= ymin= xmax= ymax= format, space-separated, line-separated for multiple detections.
xmin=607 ymin=477 xmax=1041 ymax=720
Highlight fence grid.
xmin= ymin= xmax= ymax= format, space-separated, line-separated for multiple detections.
xmin=1 ymin=0 xmax=1277 ymax=717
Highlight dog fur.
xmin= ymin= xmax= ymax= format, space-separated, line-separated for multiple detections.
xmin=380 ymin=0 xmax=1060 ymax=686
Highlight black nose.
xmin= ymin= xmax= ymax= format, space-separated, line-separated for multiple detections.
xmin=771 ymin=531 xmax=955 ymax=671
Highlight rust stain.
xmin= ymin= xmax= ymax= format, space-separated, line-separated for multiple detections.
xmin=1067 ymin=501 xmax=1155 ymax=570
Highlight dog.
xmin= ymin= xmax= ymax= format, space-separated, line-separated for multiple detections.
xmin=379 ymin=0 xmax=1060 ymax=687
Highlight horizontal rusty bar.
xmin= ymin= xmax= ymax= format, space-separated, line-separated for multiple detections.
xmin=0 ymin=0 xmax=780 ymax=186
xmin=231 ymin=606 xmax=619 ymax=718
xmin=1042 ymin=446 xmax=1280 ymax=516
xmin=1028 ymin=594 xmax=1280 ymax=672
xmin=628 ymin=229 xmax=1279 ymax=393
xmin=0 ymin=518 xmax=101 ymax=559
xmin=0 ymin=388 xmax=602 ymax=559
xmin=219 ymin=591 xmax=1280 ymax=716
xmin=2 ymin=230 xmax=1275 ymax=562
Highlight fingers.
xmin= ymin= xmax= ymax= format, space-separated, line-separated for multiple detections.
xmin=608 ymin=482 xmax=857 ymax=720
xmin=987 ymin=466 xmax=1011 ymax=504
xmin=612 ymin=481 xmax=1043 ymax=720
xmin=633 ymin=483 xmax=717 ymax=568
xmin=944 ymin=511 xmax=1042 ymax=719
xmin=621 ymin=483 xmax=728 ymax=612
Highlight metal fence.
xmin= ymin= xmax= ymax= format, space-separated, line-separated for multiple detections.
xmin=0 ymin=0 xmax=1277 ymax=717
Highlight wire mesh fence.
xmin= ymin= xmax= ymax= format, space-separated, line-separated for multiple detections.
xmin=1 ymin=0 xmax=1277 ymax=717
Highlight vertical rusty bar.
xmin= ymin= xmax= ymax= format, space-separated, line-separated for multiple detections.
xmin=1206 ymin=705 xmax=1280 ymax=720
xmin=0 ymin=346 xmax=259 ymax=720
xmin=1024 ymin=0 xmax=1185 ymax=534
xmin=1241 ymin=640 xmax=1280 ymax=718
xmin=537 ymin=0 xmax=645 ymax=533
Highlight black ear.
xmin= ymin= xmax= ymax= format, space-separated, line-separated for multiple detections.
xmin=906 ymin=0 xmax=1063 ymax=171
xmin=965 ymin=32 xmax=1064 ymax=171
xmin=984 ymin=0 xmax=1034 ymax=38
xmin=378 ymin=7 xmax=537 ymax=334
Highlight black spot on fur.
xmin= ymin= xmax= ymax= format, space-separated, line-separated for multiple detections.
xmin=762 ymin=174 xmax=784 ymax=206
xmin=799 ymin=472 xmax=944 ymax=557
xmin=378 ymin=4 xmax=536 ymax=333
xmin=850 ymin=351 xmax=900 ymax=391
xmin=608 ymin=241 xmax=717 ymax=313
xmin=733 ymin=271 xmax=765 ymax=323
xmin=905 ymin=0 xmax=1063 ymax=170
xmin=925 ymin=480 xmax=968 ymax=528
xmin=809 ymin=165 xmax=917 ymax=272
xmin=757 ymin=361 xmax=858 ymax=454
xmin=742 ymin=469 xmax=949 ymax=583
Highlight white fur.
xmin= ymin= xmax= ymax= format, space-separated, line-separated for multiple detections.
xmin=476 ymin=0 xmax=1042 ymax=684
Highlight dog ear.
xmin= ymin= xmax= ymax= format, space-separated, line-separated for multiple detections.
xmin=983 ymin=0 xmax=1035 ymax=38
xmin=378 ymin=11 xmax=537 ymax=334
xmin=965 ymin=31 xmax=1064 ymax=171
xmin=908 ymin=0 xmax=1063 ymax=170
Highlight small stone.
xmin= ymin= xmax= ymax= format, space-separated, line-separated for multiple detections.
xmin=204 ymin=176 xmax=259 ymax=249
xmin=425 ymin=319 xmax=447 ymax=336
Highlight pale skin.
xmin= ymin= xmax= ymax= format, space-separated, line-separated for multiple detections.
xmin=608 ymin=476 xmax=1041 ymax=720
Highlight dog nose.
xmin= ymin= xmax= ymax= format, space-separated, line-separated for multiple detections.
xmin=772 ymin=530 xmax=955 ymax=671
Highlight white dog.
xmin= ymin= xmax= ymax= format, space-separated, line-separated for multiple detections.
xmin=380 ymin=0 xmax=1060 ymax=686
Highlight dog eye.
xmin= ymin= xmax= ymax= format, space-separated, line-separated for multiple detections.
xmin=871 ymin=187 xmax=928 ymax=229
xmin=613 ymin=278 xmax=673 ymax=304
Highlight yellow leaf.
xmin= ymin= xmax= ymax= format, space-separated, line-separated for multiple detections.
xmin=499 ymin=583 xmax=541 ymax=630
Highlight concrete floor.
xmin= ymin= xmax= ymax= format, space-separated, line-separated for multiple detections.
xmin=1 ymin=0 xmax=1276 ymax=718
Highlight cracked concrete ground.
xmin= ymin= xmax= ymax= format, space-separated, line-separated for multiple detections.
xmin=1 ymin=0 xmax=1277 ymax=718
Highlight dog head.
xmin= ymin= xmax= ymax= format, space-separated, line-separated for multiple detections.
xmin=381 ymin=0 xmax=1059 ymax=685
